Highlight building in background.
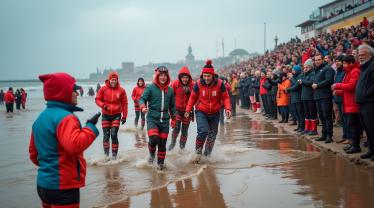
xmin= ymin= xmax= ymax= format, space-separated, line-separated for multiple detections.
xmin=297 ymin=0 xmax=374 ymax=41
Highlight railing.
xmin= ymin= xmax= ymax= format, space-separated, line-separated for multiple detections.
xmin=315 ymin=0 xmax=374 ymax=29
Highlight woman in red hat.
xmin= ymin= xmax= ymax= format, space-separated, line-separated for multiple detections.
xmin=185 ymin=60 xmax=232 ymax=163
xmin=95 ymin=72 xmax=128 ymax=160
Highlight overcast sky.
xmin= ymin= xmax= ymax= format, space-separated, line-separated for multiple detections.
xmin=0 ymin=0 xmax=330 ymax=80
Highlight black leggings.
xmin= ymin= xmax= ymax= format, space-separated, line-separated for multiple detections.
xmin=103 ymin=127 xmax=119 ymax=156
xmin=171 ymin=121 xmax=190 ymax=148
xmin=303 ymin=100 xmax=317 ymax=120
xmin=135 ymin=110 xmax=145 ymax=126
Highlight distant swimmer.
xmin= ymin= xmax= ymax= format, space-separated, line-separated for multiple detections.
xmin=185 ymin=60 xmax=232 ymax=163
xmin=169 ymin=66 xmax=194 ymax=151
xmin=139 ymin=66 xmax=176 ymax=170
xmin=29 ymin=72 xmax=100 ymax=208
xmin=131 ymin=77 xmax=146 ymax=130
xmin=95 ymin=72 xmax=128 ymax=161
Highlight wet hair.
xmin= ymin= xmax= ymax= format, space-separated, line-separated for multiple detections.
xmin=343 ymin=55 xmax=355 ymax=64
xmin=9 ymin=87 xmax=12 ymax=91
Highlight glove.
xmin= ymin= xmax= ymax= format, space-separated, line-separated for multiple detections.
xmin=87 ymin=112 xmax=101 ymax=125
xmin=103 ymin=105 xmax=110 ymax=111
xmin=121 ymin=117 xmax=126 ymax=125
xmin=170 ymin=118 xmax=176 ymax=128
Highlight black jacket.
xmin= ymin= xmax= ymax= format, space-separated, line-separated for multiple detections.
xmin=250 ymin=77 xmax=260 ymax=95
xmin=301 ymin=70 xmax=315 ymax=101
xmin=240 ymin=77 xmax=250 ymax=96
xmin=356 ymin=57 xmax=374 ymax=103
xmin=313 ymin=63 xmax=335 ymax=100
xmin=287 ymin=73 xmax=302 ymax=104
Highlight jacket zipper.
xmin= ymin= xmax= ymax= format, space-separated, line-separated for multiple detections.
xmin=161 ymin=90 xmax=164 ymax=122
xmin=110 ymin=89 xmax=113 ymax=114
xmin=209 ymin=86 xmax=211 ymax=114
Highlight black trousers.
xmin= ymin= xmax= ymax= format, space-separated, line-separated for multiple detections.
xmin=261 ymin=94 xmax=269 ymax=115
xmin=293 ymin=102 xmax=305 ymax=129
xmin=303 ymin=100 xmax=317 ymax=120
xmin=5 ymin=103 xmax=13 ymax=112
xmin=266 ymin=94 xmax=276 ymax=117
xmin=344 ymin=113 xmax=362 ymax=147
xmin=360 ymin=103 xmax=374 ymax=151
xmin=37 ymin=186 xmax=79 ymax=206
xmin=316 ymin=98 xmax=333 ymax=137
xmin=230 ymin=95 xmax=237 ymax=115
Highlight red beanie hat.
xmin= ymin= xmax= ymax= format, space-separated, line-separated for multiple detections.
xmin=108 ymin=72 xmax=119 ymax=80
xmin=201 ymin=60 xmax=215 ymax=75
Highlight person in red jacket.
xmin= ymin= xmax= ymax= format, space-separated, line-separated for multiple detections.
xmin=29 ymin=72 xmax=100 ymax=208
xmin=169 ymin=66 xmax=194 ymax=151
xmin=131 ymin=77 xmax=146 ymax=129
xmin=185 ymin=60 xmax=232 ymax=162
xmin=4 ymin=87 xmax=15 ymax=113
xmin=20 ymin=88 xmax=27 ymax=109
xmin=332 ymin=55 xmax=362 ymax=154
xmin=95 ymin=72 xmax=128 ymax=160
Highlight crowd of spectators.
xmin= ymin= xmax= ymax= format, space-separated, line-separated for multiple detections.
xmin=219 ymin=17 xmax=374 ymax=161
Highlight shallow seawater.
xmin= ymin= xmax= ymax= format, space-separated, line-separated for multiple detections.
xmin=1 ymin=83 xmax=374 ymax=208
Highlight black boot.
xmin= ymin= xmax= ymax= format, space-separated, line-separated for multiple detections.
xmin=343 ymin=144 xmax=352 ymax=151
xmin=360 ymin=150 xmax=374 ymax=159
xmin=315 ymin=134 xmax=326 ymax=141
xmin=345 ymin=146 xmax=361 ymax=154
xmin=284 ymin=113 xmax=289 ymax=123
xmin=324 ymin=136 xmax=333 ymax=143
xmin=279 ymin=113 xmax=285 ymax=123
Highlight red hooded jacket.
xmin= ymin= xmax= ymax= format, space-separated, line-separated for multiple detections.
xmin=4 ymin=90 xmax=14 ymax=103
xmin=29 ymin=72 xmax=99 ymax=190
xmin=186 ymin=76 xmax=231 ymax=115
xmin=95 ymin=72 xmax=128 ymax=117
xmin=334 ymin=63 xmax=361 ymax=113
xmin=259 ymin=77 xmax=268 ymax=95
xmin=170 ymin=67 xmax=194 ymax=112
xmin=132 ymin=83 xmax=146 ymax=111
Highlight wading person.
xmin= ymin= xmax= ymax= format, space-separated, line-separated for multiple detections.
xmin=185 ymin=60 xmax=232 ymax=163
xmin=29 ymin=72 xmax=100 ymax=208
xmin=169 ymin=66 xmax=194 ymax=151
xmin=21 ymin=88 xmax=27 ymax=109
xmin=4 ymin=87 xmax=15 ymax=113
xmin=95 ymin=72 xmax=128 ymax=161
xmin=138 ymin=66 xmax=176 ymax=170
xmin=131 ymin=77 xmax=146 ymax=130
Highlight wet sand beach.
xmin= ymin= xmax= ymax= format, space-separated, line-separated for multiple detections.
xmin=1 ymin=84 xmax=374 ymax=208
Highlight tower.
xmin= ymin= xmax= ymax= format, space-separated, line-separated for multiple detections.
xmin=185 ymin=44 xmax=195 ymax=65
